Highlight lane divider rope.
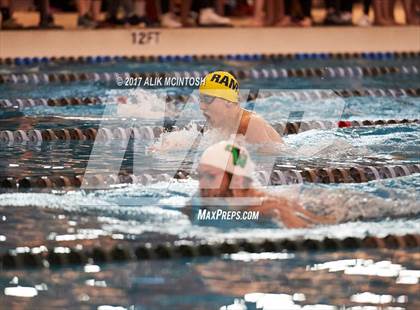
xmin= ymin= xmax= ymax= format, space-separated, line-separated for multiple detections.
xmin=0 ymin=119 xmax=418 ymax=145
xmin=0 ymin=233 xmax=418 ymax=270
xmin=1 ymin=163 xmax=419 ymax=189
xmin=1 ymin=64 xmax=419 ymax=84
xmin=2 ymin=87 xmax=420 ymax=109
xmin=1 ymin=51 xmax=419 ymax=66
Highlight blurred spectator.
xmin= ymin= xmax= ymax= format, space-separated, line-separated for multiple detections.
xmin=103 ymin=0 xmax=126 ymax=26
xmin=324 ymin=0 xmax=353 ymax=25
xmin=274 ymin=0 xmax=312 ymax=27
xmin=385 ymin=0 xmax=397 ymax=24
xmin=192 ymin=0 xmax=232 ymax=26
xmin=179 ymin=0 xmax=196 ymax=27
xmin=356 ymin=0 xmax=372 ymax=26
xmin=103 ymin=0 xmax=150 ymax=27
xmin=221 ymin=0 xmax=252 ymax=17
xmin=253 ymin=1 xmax=285 ymax=27
xmin=216 ymin=0 xmax=225 ymax=15
xmin=1 ymin=0 xmax=417 ymax=30
xmin=77 ymin=0 xmax=102 ymax=28
xmin=162 ymin=0 xmax=231 ymax=27
xmin=252 ymin=0 xmax=265 ymax=26
xmin=200 ymin=1 xmax=231 ymax=26
xmin=402 ymin=0 xmax=419 ymax=25
xmin=125 ymin=0 xmax=150 ymax=26
xmin=35 ymin=0 xmax=62 ymax=28
xmin=0 ymin=0 xmax=23 ymax=29
xmin=372 ymin=0 xmax=393 ymax=25
xmin=297 ymin=0 xmax=312 ymax=26
xmin=275 ymin=0 xmax=292 ymax=26
xmin=161 ymin=0 xmax=181 ymax=27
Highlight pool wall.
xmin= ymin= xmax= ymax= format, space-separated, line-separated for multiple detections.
xmin=1 ymin=27 xmax=419 ymax=58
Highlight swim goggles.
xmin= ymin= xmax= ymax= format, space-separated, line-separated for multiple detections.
xmin=199 ymin=94 xmax=217 ymax=105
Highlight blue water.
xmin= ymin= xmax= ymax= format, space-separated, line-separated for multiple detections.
xmin=1 ymin=58 xmax=419 ymax=309
xmin=1 ymin=248 xmax=419 ymax=309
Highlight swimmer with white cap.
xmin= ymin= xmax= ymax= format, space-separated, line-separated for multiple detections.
xmin=192 ymin=140 xmax=334 ymax=228
xmin=199 ymin=71 xmax=283 ymax=145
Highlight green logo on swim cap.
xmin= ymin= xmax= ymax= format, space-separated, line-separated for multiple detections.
xmin=225 ymin=144 xmax=247 ymax=168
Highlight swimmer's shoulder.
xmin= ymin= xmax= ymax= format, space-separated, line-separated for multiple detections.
xmin=245 ymin=113 xmax=283 ymax=144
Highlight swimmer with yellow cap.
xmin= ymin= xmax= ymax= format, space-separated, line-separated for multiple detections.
xmin=199 ymin=71 xmax=283 ymax=144
xmin=192 ymin=141 xmax=335 ymax=228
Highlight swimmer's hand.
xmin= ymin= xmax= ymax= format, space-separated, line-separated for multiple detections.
xmin=248 ymin=197 xmax=336 ymax=228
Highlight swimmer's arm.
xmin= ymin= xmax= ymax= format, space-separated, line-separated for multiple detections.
xmin=248 ymin=197 xmax=336 ymax=228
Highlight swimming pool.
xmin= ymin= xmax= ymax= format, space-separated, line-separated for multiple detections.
xmin=0 ymin=53 xmax=419 ymax=309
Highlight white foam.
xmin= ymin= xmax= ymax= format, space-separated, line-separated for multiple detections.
xmin=219 ymin=299 xmax=247 ymax=310
xmin=97 ymin=306 xmax=127 ymax=310
xmin=350 ymin=292 xmax=394 ymax=304
xmin=149 ymin=124 xmax=228 ymax=153
xmin=396 ymin=275 xmax=418 ymax=284
xmin=225 ymin=251 xmax=294 ymax=262
xmin=149 ymin=123 xmax=201 ymax=152
xmin=112 ymin=88 xmax=166 ymax=120
xmin=4 ymin=286 xmax=38 ymax=298
xmin=84 ymin=264 xmax=101 ymax=273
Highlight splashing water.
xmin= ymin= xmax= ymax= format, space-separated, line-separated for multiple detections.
xmin=109 ymin=88 xmax=167 ymax=120
xmin=285 ymin=129 xmax=370 ymax=159
xmin=149 ymin=124 xmax=234 ymax=153
xmin=0 ymin=174 xmax=419 ymax=242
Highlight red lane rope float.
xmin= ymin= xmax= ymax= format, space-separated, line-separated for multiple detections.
xmin=0 ymin=64 xmax=419 ymax=84
xmin=1 ymin=163 xmax=419 ymax=190
xmin=2 ymin=88 xmax=420 ymax=109
xmin=0 ymin=234 xmax=419 ymax=269
xmin=0 ymin=119 xmax=418 ymax=144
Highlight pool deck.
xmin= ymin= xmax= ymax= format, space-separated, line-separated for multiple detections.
xmin=1 ymin=4 xmax=419 ymax=59
xmin=1 ymin=26 xmax=419 ymax=59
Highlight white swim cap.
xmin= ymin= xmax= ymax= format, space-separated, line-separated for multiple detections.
xmin=199 ymin=141 xmax=255 ymax=178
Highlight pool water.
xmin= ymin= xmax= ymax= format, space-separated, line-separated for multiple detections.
xmin=0 ymin=57 xmax=419 ymax=309
xmin=1 ymin=248 xmax=419 ymax=309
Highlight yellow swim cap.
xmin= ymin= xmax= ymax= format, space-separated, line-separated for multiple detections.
xmin=199 ymin=71 xmax=239 ymax=103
